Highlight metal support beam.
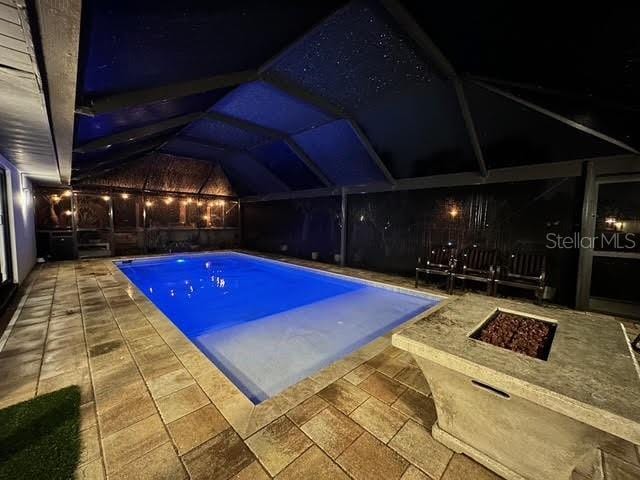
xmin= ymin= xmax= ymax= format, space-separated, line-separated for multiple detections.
xmin=240 ymin=157 xmax=594 ymax=202
xmin=473 ymin=80 xmax=640 ymax=155
xmin=203 ymin=111 xmax=333 ymax=187
xmin=260 ymin=72 xmax=347 ymax=119
xmin=77 ymin=70 xmax=258 ymax=116
xmin=203 ymin=111 xmax=286 ymax=140
xmin=74 ymin=112 xmax=203 ymax=153
xmin=284 ymin=139 xmax=332 ymax=187
xmin=35 ymin=0 xmax=82 ymax=184
xmin=340 ymin=188 xmax=347 ymax=266
xmin=379 ymin=0 xmax=487 ymax=177
xmin=347 ymin=120 xmax=396 ymax=184
xmin=575 ymin=161 xmax=597 ymax=310
xmin=378 ymin=0 xmax=455 ymax=79
xmin=454 ymin=80 xmax=487 ymax=177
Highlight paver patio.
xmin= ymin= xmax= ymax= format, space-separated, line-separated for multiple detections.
xmin=0 ymin=253 xmax=638 ymax=479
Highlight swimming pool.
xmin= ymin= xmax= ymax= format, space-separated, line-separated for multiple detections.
xmin=118 ymin=252 xmax=440 ymax=403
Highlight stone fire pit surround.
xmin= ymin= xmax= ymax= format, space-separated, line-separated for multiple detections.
xmin=392 ymin=294 xmax=640 ymax=480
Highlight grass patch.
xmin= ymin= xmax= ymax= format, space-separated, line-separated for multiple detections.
xmin=0 ymin=385 xmax=81 ymax=480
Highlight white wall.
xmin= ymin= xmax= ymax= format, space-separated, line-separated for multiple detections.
xmin=0 ymin=154 xmax=37 ymax=283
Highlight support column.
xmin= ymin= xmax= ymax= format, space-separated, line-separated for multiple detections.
xmin=340 ymin=189 xmax=347 ymax=266
xmin=575 ymin=161 xmax=596 ymax=309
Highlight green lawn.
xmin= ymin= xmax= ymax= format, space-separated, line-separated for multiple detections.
xmin=0 ymin=385 xmax=81 ymax=480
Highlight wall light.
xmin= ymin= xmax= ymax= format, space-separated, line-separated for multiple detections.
xmin=62 ymin=190 xmax=72 ymax=197
xmin=121 ymin=193 xmax=130 ymax=199
xmin=102 ymin=195 xmax=111 ymax=201
xmin=449 ymin=207 xmax=459 ymax=218
xmin=196 ymin=201 xmax=203 ymax=207
xmin=145 ymin=200 xmax=153 ymax=207
xmin=164 ymin=197 xmax=174 ymax=205
xmin=63 ymin=210 xmax=73 ymax=216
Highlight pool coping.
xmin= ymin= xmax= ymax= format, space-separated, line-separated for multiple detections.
xmin=107 ymin=249 xmax=451 ymax=438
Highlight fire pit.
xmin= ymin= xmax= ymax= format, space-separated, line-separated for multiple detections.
xmin=470 ymin=309 xmax=556 ymax=360
xmin=393 ymin=295 xmax=640 ymax=480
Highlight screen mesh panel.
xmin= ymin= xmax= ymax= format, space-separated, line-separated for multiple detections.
xmin=292 ymin=120 xmax=387 ymax=186
xmin=249 ymin=140 xmax=323 ymax=190
xmin=213 ymin=81 xmax=333 ymax=134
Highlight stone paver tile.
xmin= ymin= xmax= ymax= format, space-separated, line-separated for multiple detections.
xmin=394 ymin=364 xmax=431 ymax=396
xmin=38 ymin=367 xmax=93 ymax=404
xmin=603 ymin=452 xmax=640 ymax=480
xmin=367 ymin=354 xmax=409 ymax=378
xmin=344 ymin=364 xmax=375 ymax=385
xmin=79 ymin=425 xmax=101 ymax=466
xmin=133 ymin=345 xmax=183 ymax=380
xmin=286 ymin=395 xmax=329 ymax=427
xmin=337 ymin=432 xmax=409 ymax=480
xmin=183 ymin=428 xmax=255 ymax=480
xmin=318 ymin=379 xmax=369 ymax=415
xmin=401 ymin=465 xmax=429 ymax=479
xmin=75 ymin=458 xmax=105 ymax=480
xmin=441 ymin=454 xmax=501 ymax=480
xmin=92 ymin=361 xmax=141 ymax=406
xmin=80 ymin=402 xmax=97 ymax=432
xmin=277 ymin=445 xmax=350 ymax=480
xmin=157 ymin=383 xmax=209 ymax=423
xmin=0 ymin=357 xmax=41 ymax=381
xmin=168 ymin=403 xmax=230 ymax=454
xmin=114 ymin=442 xmax=187 ymax=480
xmin=102 ymin=414 xmax=168 ymax=474
xmin=98 ymin=383 xmax=156 ymax=437
xmin=246 ymin=416 xmax=313 ymax=476
xmin=389 ymin=420 xmax=453 ymax=480
xmin=359 ymin=371 xmax=407 ymax=404
xmin=128 ymin=333 xmax=165 ymax=353
xmin=391 ymin=389 xmax=437 ymax=428
xmin=350 ymin=396 xmax=407 ymax=443
xmin=147 ymin=368 xmax=195 ymax=399
xmin=0 ymin=375 xmax=37 ymax=408
xmin=301 ymin=406 xmax=363 ymax=458
xmin=231 ymin=461 xmax=270 ymax=480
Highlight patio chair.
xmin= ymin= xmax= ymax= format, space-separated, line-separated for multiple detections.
xmin=493 ymin=251 xmax=547 ymax=304
xmin=415 ymin=245 xmax=456 ymax=291
xmin=451 ymin=246 xmax=497 ymax=295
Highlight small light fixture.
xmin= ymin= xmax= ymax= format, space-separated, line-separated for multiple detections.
xmin=208 ymin=201 xmax=214 ymax=207
xmin=62 ymin=190 xmax=72 ymax=197
xmin=202 ymin=215 xmax=209 ymax=221
xmin=197 ymin=201 xmax=203 ymax=207
xmin=63 ymin=210 xmax=73 ymax=216
xmin=102 ymin=195 xmax=111 ymax=201
xmin=449 ymin=207 xmax=458 ymax=218
xmin=186 ymin=198 xmax=193 ymax=204
xmin=605 ymin=217 xmax=616 ymax=225
xmin=121 ymin=193 xmax=129 ymax=199
xmin=51 ymin=194 xmax=60 ymax=202
xmin=165 ymin=197 xmax=173 ymax=205
xmin=145 ymin=200 xmax=153 ymax=207
xmin=215 ymin=199 xmax=225 ymax=206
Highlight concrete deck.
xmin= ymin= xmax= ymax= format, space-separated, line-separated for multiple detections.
xmin=0 ymin=253 xmax=638 ymax=479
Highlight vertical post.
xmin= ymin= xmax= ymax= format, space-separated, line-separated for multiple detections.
xmin=70 ymin=191 xmax=79 ymax=259
xmin=340 ymin=188 xmax=347 ymax=266
xmin=108 ymin=192 xmax=115 ymax=256
xmin=237 ymin=201 xmax=243 ymax=248
xmin=575 ymin=161 xmax=596 ymax=310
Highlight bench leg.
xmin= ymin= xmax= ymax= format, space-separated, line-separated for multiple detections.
xmin=415 ymin=270 xmax=419 ymax=288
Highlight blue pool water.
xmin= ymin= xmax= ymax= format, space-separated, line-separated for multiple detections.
xmin=118 ymin=252 xmax=439 ymax=403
